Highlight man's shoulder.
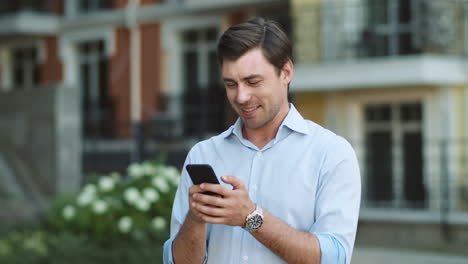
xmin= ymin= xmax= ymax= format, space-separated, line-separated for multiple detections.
xmin=302 ymin=119 xmax=337 ymax=140
xmin=189 ymin=126 xmax=234 ymax=152
xmin=301 ymin=119 xmax=353 ymax=152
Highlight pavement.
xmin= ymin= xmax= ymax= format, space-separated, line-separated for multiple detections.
xmin=352 ymin=247 xmax=468 ymax=264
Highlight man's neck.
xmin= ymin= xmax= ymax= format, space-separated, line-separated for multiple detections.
xmin=242 ymin=104 xmax=290 ymax=149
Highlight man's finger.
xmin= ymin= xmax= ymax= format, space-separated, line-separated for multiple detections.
xmin=221 ymin=175 xmax=245 ymax=190
xmin=199 ymin=183 xmax=230 ymax=196
xmin=194 ymin=202 xmax=225 ymax=217
xmin=189 ymin=184 xmax=206 ymax=195
xmin=192 ymin=192 xmax=226 ymax=208
xmin=199 ymin=214 xmax=226 ymax=225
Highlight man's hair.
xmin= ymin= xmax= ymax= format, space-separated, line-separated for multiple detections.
xmin=217 ymin=17 xmax=293 ymax=75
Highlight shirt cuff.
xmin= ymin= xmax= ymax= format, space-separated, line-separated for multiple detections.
xmin=163 ymin=237 xmax=208 ymax=264
xmin=315 ymin=233 xmax=346 ymax=264
xmin=163 ymin=237 xmax=175 ymax=264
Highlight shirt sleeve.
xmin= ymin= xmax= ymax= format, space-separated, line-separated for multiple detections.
xmin=309 ymin=136 xmax=361 ymax=264
xmin=162 ymin=146 xmax=209 ymax=264
xmin=315 ymin=233 xmax=346 ymax=264
xmin=162 ymin=152 xmax=194 ymax=264
xmin=163 ymin=237 xmax=176 ymax=264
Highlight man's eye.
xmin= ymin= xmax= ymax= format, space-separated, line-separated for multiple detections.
xmin=248 ymin=80 xmax=261 ymax=86
xmin=225 ymin=82 xmax=236 ymax=88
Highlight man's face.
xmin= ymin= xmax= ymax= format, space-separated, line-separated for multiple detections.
xmin=222 ymin=48 xmax=292 ymax=131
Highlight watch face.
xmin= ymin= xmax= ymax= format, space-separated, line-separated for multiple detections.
xmin=248 ymin=214 xmax=263 ymax=230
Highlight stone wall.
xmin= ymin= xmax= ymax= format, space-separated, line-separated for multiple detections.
xmin=0 ymin=86 xmax=81 ymax=222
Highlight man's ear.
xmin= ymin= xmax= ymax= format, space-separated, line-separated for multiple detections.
xmin=281 ymin=60 xmax=293 ymax=86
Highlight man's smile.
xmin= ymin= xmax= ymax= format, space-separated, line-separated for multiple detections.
xmin=241 ymin=105 xmax=261 ymax=117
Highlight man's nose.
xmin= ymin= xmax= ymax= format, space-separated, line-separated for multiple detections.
xmin=236 ymin=85 xmax=251 ymax=104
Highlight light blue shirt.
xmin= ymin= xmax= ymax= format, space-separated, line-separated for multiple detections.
xmin=163 ymin=104 xmax=361 ymax=264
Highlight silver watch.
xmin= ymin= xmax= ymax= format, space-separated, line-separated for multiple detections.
xmin=244 ymin=205 xmax=263 ymax=232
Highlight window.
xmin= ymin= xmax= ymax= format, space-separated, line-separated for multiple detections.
xmin=12 ymin=46 xmax=40 ymax=90
xmin=78 ymin=40 xmax=113 ymax=138
xmin=365 ymin=102 xmax=426 ymax=208
xmin=78 ymin=0 xmax=112 ymax=13
xmin=364 ymin=0 xmax=420 ymax=56
xmin=0 ymin=0 xmax=50 ymax=14
xmin=181 ymin=27 xmax=226 ymax=137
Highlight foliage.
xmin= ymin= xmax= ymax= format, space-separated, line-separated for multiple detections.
xmin=0 ymin=160 xmax=179 ymax=264
xmin=0 ymin=229 xmax=48 ymax=264
xmin=46 ymin=160 xmax=179 ymax=243
xmin=0 ymin=230 xmax=168 ymax=264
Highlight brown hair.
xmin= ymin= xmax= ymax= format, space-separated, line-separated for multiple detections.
xmin=217 ymin=17 xmax=293 ymax=75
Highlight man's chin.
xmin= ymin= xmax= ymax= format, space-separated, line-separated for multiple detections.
xmin=242 ymin=119 xmax=265 ymax=130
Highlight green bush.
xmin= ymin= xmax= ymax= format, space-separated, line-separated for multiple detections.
xmin=0 ymin=160 xmax=179 ymax=264
xmin=0 ymin=229 xmax=48 ymax=264
xmin=47 ymin=160 xmax=179 ymax=243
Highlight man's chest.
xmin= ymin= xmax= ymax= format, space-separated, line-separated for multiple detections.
xmin=211 ymin=146 xmax=321 ymax=231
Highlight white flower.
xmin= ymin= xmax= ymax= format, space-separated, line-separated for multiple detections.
xmin=76 ymin=183 xmax=98 ymax=206
xmin=124 ymin=187 xmax=140 ymax=204
xmin=110 ymin=172 xmax=121 ymax=181
xmin=128 ymin=163 xmax=145 ymax=178
xmin=163 ymin=167 xmax=180 ymax=185
xmin=152 ymin=177 xmax=170 ymax=193
xmin=118 ymin=216 xmax=133 ymax=233
xmin=98 ymin=176 xmax=115 ymax=192
xmin=92 ymin=200 xmax=108 ymax=214
xmin=143 ymin=188 xmax=160 ymax=202
xmin=152 ymin=216 xmax=166 ymax=231
xmin=135 ymin=198 xmax=150 ymax=211
xmin=142 ymin=162 xmax=157 ymax=176
xmin=77 ymin=190 xmax=95 ymax=206
xmin=62 ymin=205 xmax=75 ymax=220
xmin=83 ymin=184 xmax=97 ymax=194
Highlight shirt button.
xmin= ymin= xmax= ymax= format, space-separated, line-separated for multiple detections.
xmin=243 ymin=255 xmax=249 ymax=261
xmin=256 ymin=151 xmax=262 ymax=157
xmin=252 ymin=185 xmax=258 ymax=191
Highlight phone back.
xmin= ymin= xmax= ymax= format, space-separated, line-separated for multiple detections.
xmin=186 ymin=164 xmax=220 ymax=185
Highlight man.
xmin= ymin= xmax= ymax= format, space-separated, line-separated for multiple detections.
xmin=163 ymin=17 xmax=360 ymax=264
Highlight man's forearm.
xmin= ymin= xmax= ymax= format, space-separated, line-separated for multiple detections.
xmin=172 ymin=214 xmax=207 ymax=264
xmin=251 ymin=210 xmax=321 ymax=264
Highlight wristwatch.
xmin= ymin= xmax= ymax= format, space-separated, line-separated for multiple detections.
xmin=244 ymin=204 xmax=263 ymax=232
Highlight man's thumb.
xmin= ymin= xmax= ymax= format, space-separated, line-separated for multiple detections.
xmin=221 ymin=175 xmax=243 ymax=190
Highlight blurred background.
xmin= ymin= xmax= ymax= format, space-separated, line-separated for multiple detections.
xmin=0 ymin=0 xmax=467 ymax=263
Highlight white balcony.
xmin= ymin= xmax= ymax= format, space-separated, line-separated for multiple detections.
xmin=291 ymin=55 xmax=468 ymax=91
xmin=0 ymin=11 xmax=59 ymax=35
xmin=183 ymin=0 xmax=285 ymax=10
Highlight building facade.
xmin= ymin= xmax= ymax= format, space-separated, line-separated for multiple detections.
xmin=0 ymin=0 xmax=289 ymax=219
xmin=0 ymin=0 xmax=467 ymax=255
xmin=291 ymin=0 xmax=468 ymax=254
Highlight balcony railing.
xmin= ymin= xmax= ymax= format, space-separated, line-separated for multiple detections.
xmin=293 ymin=0 xmax=468 ymax=63
xmin=81 ymin=88 xmax=229 ymax=172
xmin=348 ymin=137 xmax=468 ymax=215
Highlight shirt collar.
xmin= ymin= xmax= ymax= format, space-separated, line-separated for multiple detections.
xmin=223 ymin=103 xmax=309 ymax=140
xmin=279 ymin=104 xmax=309 ymax=135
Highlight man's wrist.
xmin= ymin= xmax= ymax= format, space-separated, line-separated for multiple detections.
xmin=187 ymin=210 xmax=206 ymax=225
xmin=243 ymin=204 xmax=264 ymax=232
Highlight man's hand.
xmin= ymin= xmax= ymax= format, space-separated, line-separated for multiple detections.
xmin=189 ymin=176 xmax=255 ymax=227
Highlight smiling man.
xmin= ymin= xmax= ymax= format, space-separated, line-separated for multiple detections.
xmin=163 ymin=17 xmax=361 ymax=264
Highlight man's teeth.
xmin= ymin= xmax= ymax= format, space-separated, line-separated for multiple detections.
xmin=243 ymin=107 xmax=257 ymax=112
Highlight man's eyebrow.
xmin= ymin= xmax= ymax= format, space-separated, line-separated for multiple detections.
xmin=222 ymin=77 xmax=236 ymax=82
xmin=222 ymin=74 xmax=263 ymax=82
xmin=243 ymin=74 xmax=262 ymax=81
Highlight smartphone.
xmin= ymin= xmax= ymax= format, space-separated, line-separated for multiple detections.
xmin=186 ymin=164 xmax=220 ymax=195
